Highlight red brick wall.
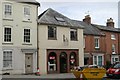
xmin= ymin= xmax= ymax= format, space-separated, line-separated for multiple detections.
xmin=84 ymin=35 xmax=106 ymax=53
xmin=104 ymin=32 xmax=118 ymax=53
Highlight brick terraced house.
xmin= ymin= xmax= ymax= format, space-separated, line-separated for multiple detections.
xmin=93 ymin=18 xmax=120 ymax=64
xmin=81 ymin=15 xmax=120 ymax=66
xmin=81 ymin=15 xmax=106 ymax=66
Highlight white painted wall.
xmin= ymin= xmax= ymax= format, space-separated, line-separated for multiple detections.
xmin=2 ymin=0 xmax=37 ymax=47
xmin=38 ymin=25 xmax=83 ymax=49
xmin=1 ymin=0 xmax=38 ymax=74
xmin=38 ymin=25 xmax=84 ymax=74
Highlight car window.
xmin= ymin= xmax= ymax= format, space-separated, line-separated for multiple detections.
xmin=114 ymin=63 xmax=120 ymax=68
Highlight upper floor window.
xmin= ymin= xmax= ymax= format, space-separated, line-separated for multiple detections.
xmin=4 ymin=27 xmax=11 ymax=42
xmin=112 ymin=44 xmax=116 ymax=52
xmin=48 ymin=26 xmax=57 ymax=40
xmin=111 ymin=34 xmax=116 ymax=40
xmin=24 ymin=29 xmax=30 ymax=43
xmin=3 ymin=50 xmax=12 ymax=68
xmin=24 ymin=6 xmax=30 ymax=21
xmin=4 ymin=3 xmax=12 ymax=18
xmin=94 ymin=38 xmax=99 ymax=49
xmin=70 ymin=28 xmax=77 ymax=41
xmin=83 ymin=37 xmax=85 ymax=48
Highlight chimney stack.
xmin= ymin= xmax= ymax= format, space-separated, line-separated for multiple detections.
xmin=83 ymin=15 xmax=91 ymax=24
xmin=106 ymin=18 xmax=114 ymax=27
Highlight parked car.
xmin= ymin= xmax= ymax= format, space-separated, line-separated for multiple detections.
xmin=106 ymin=62 xmax=120 ymax=79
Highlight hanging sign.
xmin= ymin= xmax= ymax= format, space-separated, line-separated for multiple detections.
xmin=50 ymin=56 xmax=55 ymax=59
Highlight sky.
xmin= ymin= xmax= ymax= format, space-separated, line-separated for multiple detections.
xmin=36 ymin=0 xmax=119 ymax=28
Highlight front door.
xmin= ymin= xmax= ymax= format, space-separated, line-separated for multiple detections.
xmin=25 ymin=53 xmax=33 ymax=74
xmin=60 ymin=52 xmax=67 ymax=73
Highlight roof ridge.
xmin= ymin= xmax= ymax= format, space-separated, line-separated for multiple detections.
xmin=38 ymin=8 xmax=51 ymax=22
xmin=38 ymin=8 xmax=84 ymax=29
xmin=7 ymin=0 xmax=40 ymax=5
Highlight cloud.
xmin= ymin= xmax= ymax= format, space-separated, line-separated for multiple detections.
xmin=37 ymin=1 xmax=118 ymax=27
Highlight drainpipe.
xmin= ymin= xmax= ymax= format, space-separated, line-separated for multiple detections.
xmin=37 ymin=5 xmax=39 ymax=70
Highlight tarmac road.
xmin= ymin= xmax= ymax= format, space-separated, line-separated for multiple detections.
xmin=1 ymin=73 xmax=120 ymax=80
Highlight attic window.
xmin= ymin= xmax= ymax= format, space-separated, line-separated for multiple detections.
xmin=55 ymin=17 xmax=65 ymax=22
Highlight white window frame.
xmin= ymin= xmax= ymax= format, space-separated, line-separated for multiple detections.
xmin=112 ymin=44 xmax=116 ymax=52
xmin=3 ymin=3 xmax=12 ymax=19
xmin=111 ymin=34 xmax=116 ymax=40
xmin=3 ymin=26 xmax=12 ymax=43
xmin=83 ymin=36 xmax=86 ymax=48
xmin=94 ymin=37 xmax=100 ymax=49
xmin=23 ymin=6 xmax=31 ymax=21
xmin=3 ymin=50 xmax=12 ymax=69
xmin=93 ymin=55 xmax=104 ymax=66
xmin=23 ymin=28 xmax=31 ymax=43
xmin=111 ymin=56 xmax=119 ymax=64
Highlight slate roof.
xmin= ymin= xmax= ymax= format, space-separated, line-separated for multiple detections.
xmin=77 ymin=21 xmax=104 ymax=36
xmin=38 ymin=8 xmax=84 ymax=29
xmin=71 ymin=21 xmax=103 ymax=36
xmin=9 ymin=0 xmax=40 ymax=5
xmin=92 ymin=24 xmax=120 ymax=33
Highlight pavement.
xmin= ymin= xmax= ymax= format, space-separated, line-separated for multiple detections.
xmin=1 ymin=73 xmax=118 ymax=80
xmin=2 ymin=73 xmax=75 ymax=79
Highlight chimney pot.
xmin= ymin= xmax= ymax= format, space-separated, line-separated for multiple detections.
xmin=83 ymin=15 xmax=91 ymax=24
xmin=106 ymin=18 xmax=114 ymax=27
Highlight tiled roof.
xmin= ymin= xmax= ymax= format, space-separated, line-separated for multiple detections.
xmin=92 ymin=24 xmax=120 ymax=33
xmin=38 ymin=8 xmax=84 ymax=29
xmin=9 ymin=0 xmax=40 ymax=5
xmin=78 ymin=21 xmax=104 ymax=36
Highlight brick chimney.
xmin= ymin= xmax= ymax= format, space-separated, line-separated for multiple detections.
xmin=106 ymin=18 xmax=114 ymax=27
xmin=83 ymin=15 xmax=91 ymax=24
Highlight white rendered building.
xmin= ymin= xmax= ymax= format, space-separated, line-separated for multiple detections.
xmin=0 ymin=0 xmax=39 ymax=74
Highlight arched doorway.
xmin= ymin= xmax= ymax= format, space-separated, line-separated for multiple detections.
xmin=60 ymin=52 xmax=67 ymax=73
xmin=69 ymin=52 xmax=76 ymax=70
xmin=48 ymin=52 xmax=57 ymax=73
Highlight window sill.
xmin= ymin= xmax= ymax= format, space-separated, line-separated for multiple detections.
xmin=2 ymin=68 xmax=13 ymax=71
xmin=2 ymin=42 xmax=13 ymax=45
xmin=70 ymin=40 xmax=78 ymax=41
xmin=95 ymin=47 xmax=100 ymax=50
xmin=22 ymin=20 xmax=32 ymax=23
xmin=3 ymin=18 xmax=13 ymax=21
xmin=48 ymin=38 xmax=57 ymax=40
xmin=22 ymin=43 xmax=32 ymax=45
xmin=111 ymin=38 xmax=116 ymax=40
